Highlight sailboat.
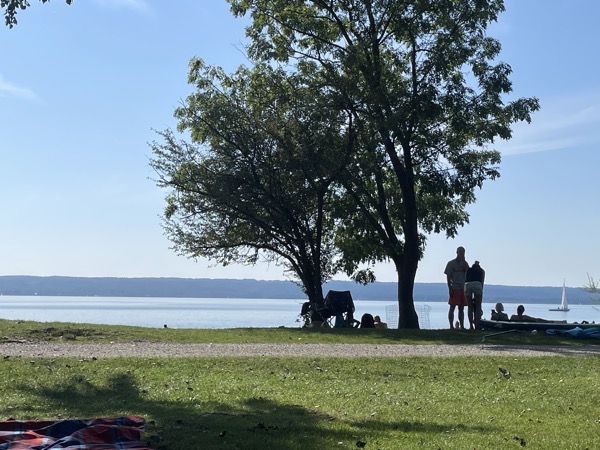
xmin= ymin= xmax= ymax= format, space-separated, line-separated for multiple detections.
xmin=549 ymin=281 xmax=570 ymax=312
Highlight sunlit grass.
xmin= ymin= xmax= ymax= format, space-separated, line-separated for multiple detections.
xmin=0 ymin=319 xmax=598 ymax=448
xmin=1 ymin=356 xmax=599 ymax=449
xmin=0 ymin=318 xmax=595 ymax=346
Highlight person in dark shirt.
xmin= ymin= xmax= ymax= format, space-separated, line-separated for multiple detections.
xmin=373 ymin=315 xmax=388 ymax=329
xmin=464 ymin=260 xmax=485 ymax=330
xmin=491 ymin=302 xmax=509 ymax=321
xmin=510 ymin=305 xmax=553 ymax=323
xmin=360 ymin=313 xmax=375 ymax=328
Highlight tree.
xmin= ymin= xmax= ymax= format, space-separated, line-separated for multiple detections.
xmin=581 ymin=273 xmax=600 ymax=303
xmin=2 ymin=0 xmax=73 ymax=27
xmin=228 ymin=0 xmax=540 ymax=327
xmin=150 ymin=59 xmax=358 ymax=304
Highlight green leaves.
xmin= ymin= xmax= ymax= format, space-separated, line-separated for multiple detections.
xmin=151 ymin=59 xmax=362 ymax=302
xmin=2 ymin=0 xmax=73 ymax=27
xmin=222 ymin=1 xmax=539 ymax=328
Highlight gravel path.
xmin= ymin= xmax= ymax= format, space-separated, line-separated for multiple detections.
xmin=0 ymin=341 xmax=598 ymax=358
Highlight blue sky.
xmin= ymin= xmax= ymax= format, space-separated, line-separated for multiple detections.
xmin=1 ymin=0 xmax=599 ymax=288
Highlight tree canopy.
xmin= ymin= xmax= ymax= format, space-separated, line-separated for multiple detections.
xmin=152 ymin=1 xmax=539 ymax=327
xmin=2 ymin=0 xmax=72 ymax=27
xmin=227 ymin=0 xmax=539 ymax=327
xmin=150 ymin=59 xmax=360 ymax=304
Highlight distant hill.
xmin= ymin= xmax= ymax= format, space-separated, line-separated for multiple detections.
xmin=0 ymin=275 xmax=597 ymax=305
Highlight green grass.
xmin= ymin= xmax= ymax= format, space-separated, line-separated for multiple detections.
xmin=0 ymin=318 xmax=595 ymax=346
xmin=1 ymin=356 xmax=599 ymax=449
xmin=1 ymin=319 xmax=599 ymax=449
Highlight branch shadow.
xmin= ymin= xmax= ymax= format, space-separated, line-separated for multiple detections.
xmin=13 ymin=361 xmax=493 ymax=449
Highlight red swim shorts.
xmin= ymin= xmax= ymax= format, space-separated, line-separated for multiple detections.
xmin=448 ymin=288 xmax=467 ymax=306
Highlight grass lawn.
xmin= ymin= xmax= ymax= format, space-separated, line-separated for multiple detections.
xmin=0 ymin=318 xmax=594 ymax=346
xmin=0 ymin=319 xmax=599 ymax=449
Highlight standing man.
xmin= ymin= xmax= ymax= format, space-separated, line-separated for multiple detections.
xmin=465 ymin=260 xmax=485 ymax=330
xmin=444 ymin=246 xmax=469 ymax=330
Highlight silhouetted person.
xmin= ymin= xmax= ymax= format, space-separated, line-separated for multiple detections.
xmin=491 ymin=302 xmax=509 ymax=321
xmin=360 ymin=313 xmax=375 ymax=328
xmin=510 ymin=305 xmax=552 ymax=323
xmin=465 ymin=260 xmax=485 ymax=330
xmin=444 ymin=246 xmax=469 ymax=329
xmin=373 ymin=315 xmax=388 ymax=329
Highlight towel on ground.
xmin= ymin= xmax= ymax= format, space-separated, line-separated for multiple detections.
xmin=546 ymin=326 xmax=600 ymax=339
xmin=0 ymin=415 xmax=150 ymax=449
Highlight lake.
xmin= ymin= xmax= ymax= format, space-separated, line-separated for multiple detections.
xmin=0 ymin=296 xmax=598 ymax=329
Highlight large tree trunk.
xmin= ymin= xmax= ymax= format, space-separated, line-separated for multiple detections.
xmin=300 ymin=197 xmax=327 ymax=311
xmin=303 ymin=275 xmax=324 ymax=305
xmin=396 ymin=208 xmax=421 ymax=329
xmin=397 ymin=266 xmax=419 ymax=329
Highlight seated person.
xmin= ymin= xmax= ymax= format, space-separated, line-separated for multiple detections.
xmin=360 ymin=313 xmax=376 ymax=328
xmin=491 ymin=302 xmax=509 ymax=321
xmin=509 ymin=304 xmax=552 ymax=323
xmin=373 ymin=315 xmax=388 ymax=329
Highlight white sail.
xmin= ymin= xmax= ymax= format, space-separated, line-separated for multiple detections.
xmin=549 ymin=280 xmax=570 ymax=311
xmin=560 ymin=282 xmax=568 ymax=310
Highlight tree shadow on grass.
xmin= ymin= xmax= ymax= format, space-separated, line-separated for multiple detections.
xmin=17 ymin=370 xmax=341 ymax=449
xmin=13 ymin=361 xmax=493 ymax=450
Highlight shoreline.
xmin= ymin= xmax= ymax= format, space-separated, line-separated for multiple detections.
xmin=0 ymin=298 xmax=595 ymax=330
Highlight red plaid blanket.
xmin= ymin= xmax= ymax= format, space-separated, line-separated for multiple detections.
xmin=0 ymin=416 xmax=150 ymax=449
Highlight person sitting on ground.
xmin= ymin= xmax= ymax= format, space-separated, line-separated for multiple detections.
xmin=491 ymin=302 xmax=509 ymax=321
xmin=373 ymin=315 xmax=388 ymax=329
xmin=360 ymin=313 xmax=376 ymax=328
xmin=509 ymin=304 xmax=553 ymax=323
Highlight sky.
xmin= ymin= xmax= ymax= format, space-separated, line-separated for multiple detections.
xmin=1 ymin=0 xmax=599 ymax=288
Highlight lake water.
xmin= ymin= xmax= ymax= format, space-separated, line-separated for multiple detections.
xmin=0 ymin=296 xmax=598 ymax=329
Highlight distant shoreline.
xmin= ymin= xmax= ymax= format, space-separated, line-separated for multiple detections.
xmin=0 ymin=275 xmax=596 ymax=305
